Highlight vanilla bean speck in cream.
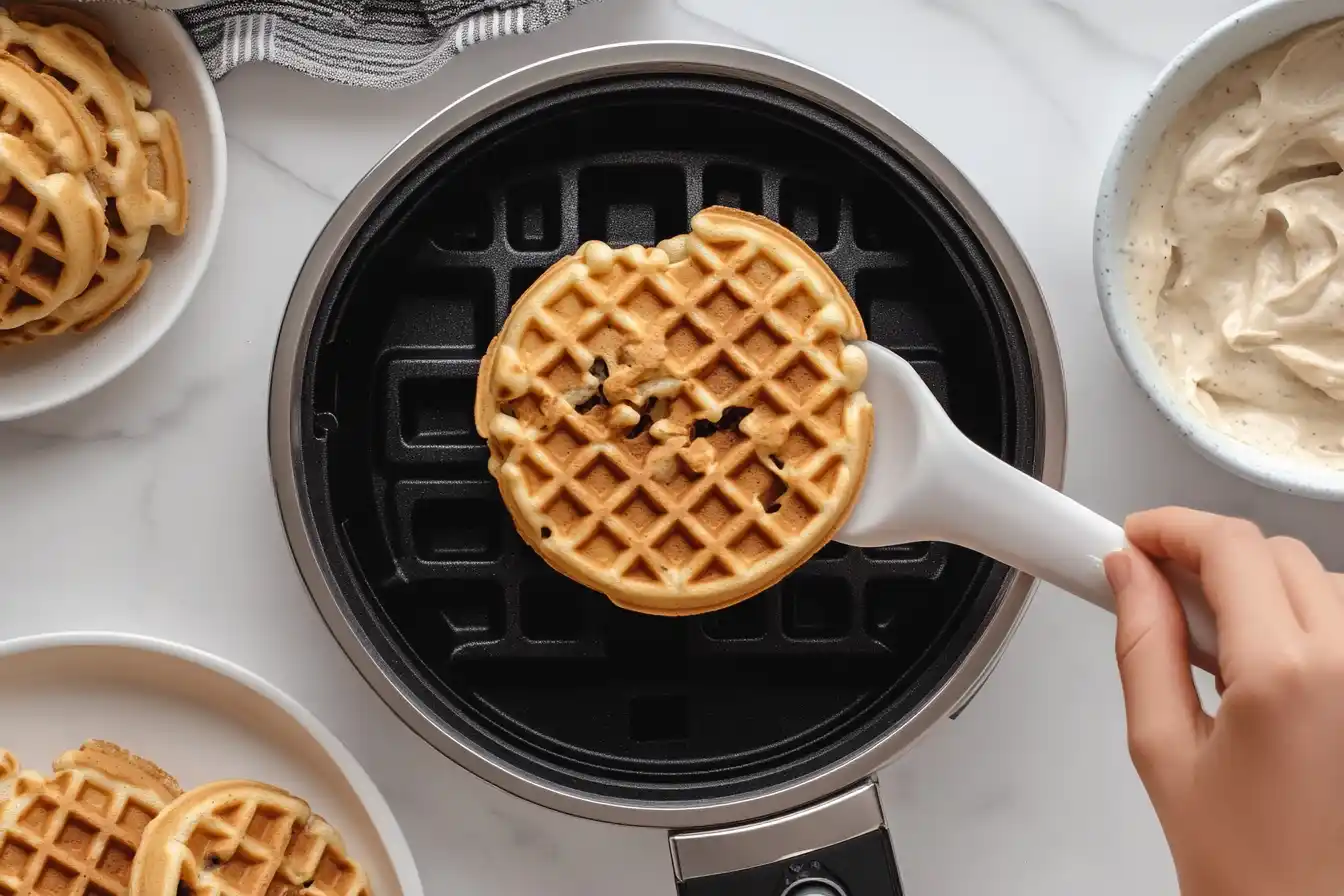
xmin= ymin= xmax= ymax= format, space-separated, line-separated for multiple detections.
xmin=1125 ymin=20 xmax=1344 ymax=469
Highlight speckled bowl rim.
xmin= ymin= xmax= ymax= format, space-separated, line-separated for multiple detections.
xmin=1095 ymin=0 xmax=1344 ymax=502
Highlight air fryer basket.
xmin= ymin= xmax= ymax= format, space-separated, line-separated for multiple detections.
xmin=272 ymin=45 xmax=1065 ymax=842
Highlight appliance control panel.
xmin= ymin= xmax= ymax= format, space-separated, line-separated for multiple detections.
xmin=671 ymin=784 xmax=902 ymax=896
xmin=676 ymin=830 xmax=901 ymax=896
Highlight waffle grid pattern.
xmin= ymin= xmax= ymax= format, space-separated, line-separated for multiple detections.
xmin=378 ymin=155 xmax=952 ymax=657
xmin=0 ymin=9 xmax=186 ymax=343
xmin=146 ymin=798 xmax=366 ymax=896
xmin=0 ymin=769 xmax=156 ymax=896
xmin=355 ymin=144 xmax=993 ymax=738
xmin=306 ymin=76 xmax=1033 ymax=793
xmin=0 ymin=38 xmax=105 ymax=151
xmin=0 ymin=165 xmax=67 ymax=318
xmin=483 ymin=220 xmax=870 ymax=610
xmin=0 ymin=19 xmax=145 ymax=200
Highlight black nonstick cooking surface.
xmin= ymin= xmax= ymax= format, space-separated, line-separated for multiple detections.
xmin=296 ymin=75 xmax=1037 ymax=804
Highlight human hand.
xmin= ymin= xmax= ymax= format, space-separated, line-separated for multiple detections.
xmin=1104 ymin=507 xmax=1344 ymax=896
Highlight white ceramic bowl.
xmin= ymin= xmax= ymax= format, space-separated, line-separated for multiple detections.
xmin=1095 ymin=0 xmax=1344 ymax=501
xmin=0 ymin=6 xmax=225 ymax=420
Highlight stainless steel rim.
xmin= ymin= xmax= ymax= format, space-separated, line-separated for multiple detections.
xmin=269 ymin=41 xmax=1068 ymax=829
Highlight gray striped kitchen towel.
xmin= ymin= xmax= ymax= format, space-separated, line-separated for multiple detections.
xmin=176 ymin=0 xmax=595 ymax=89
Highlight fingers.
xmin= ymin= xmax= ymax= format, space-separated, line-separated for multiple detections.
xmin=1126 ymin=508 xmax=1299 ymax=665
xmin=1267 ymin=536 xmax=1344 ymax=632
xmin=1107 ymin=549 xmax=1207 ymax=786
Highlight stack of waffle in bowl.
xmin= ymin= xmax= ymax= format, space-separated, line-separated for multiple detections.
xmin=0 ymin=4 xmax=187 ymax=347
xmin=0 ymin=741 xmax=373 ymax=896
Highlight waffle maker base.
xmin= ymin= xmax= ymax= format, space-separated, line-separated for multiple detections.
xmin=271 ymin=43 xmax=1067 ymax=896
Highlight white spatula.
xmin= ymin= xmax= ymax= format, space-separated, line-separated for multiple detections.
xmin=834 ymin=341 xmax=1219 ymax=672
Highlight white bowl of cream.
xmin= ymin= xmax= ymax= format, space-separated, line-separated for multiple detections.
xmin=1096 ymin=0 xmax=1344 ymax=500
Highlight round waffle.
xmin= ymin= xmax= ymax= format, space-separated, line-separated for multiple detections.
xmin=4 ymin=6 xmax=151 ymax=112
xmin=0 ymin=130 xmax=106 ymax=328
xmin=476 ymin=206 xmax=873 ymax=614
xmin=0 ymin=5 xmax=189 ymax=345
xmin=0 ymin=741 xmax=181 ymax=896
xmin=0 ymin=225 xmax=149 ymax=344
xmin=133 ymin=780 xmax=372 ymax=896
xmin=0 ymin=13 xmax=188 ymax=237
xmin=0 ymin=50 xmax=103 ymax=172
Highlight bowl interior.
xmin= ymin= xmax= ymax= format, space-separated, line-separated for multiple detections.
xmin=0 ymin=7 xmax=225 ymax=420
xmin=1095 ymin=0 xmax=1344 ymax=499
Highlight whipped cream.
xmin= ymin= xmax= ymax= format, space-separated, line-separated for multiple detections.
xmin=1125 ymin=20 xmax=1344 ymax=469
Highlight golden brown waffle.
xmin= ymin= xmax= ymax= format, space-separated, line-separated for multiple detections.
xmin=0 ymin=50 xmax=102 ymax=172
xmin=0 ymin=5 xmax=189 ymax=345
xmin=127 ymin=105 xmax=187 ymax=237
xmin=0 ymin=749 xmax=18 ymax=803
xmin=0 ymin=12 xmax=188 ymax=236
xmin=0 ymin=740 xmax=181 ymax=896
xmin=133 ymin=780 xmax=372 ymax=896
xmin=5 ymin=5 xmax=113 ymax=46
xmin=48 ymin=19 xmax=187 ymax=238
xmin=0 ymin=221 xmax=149 ymax=343
xmin=0 ymin=130 xmax=106 ymax=328
xmin=5 ymin=7 xmax=152 ymax=112
xmin=476 ymin=206 xmax=872 ymax=614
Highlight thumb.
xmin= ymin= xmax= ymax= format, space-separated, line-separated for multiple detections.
xmin=1107 ymin=550 xmax=1207 ymax=787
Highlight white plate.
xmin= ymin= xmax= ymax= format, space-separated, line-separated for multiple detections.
xmin=0 ymin=632 xmax=423 ymax=896
xmin=0 ymin=6 xmax=226 ymax=420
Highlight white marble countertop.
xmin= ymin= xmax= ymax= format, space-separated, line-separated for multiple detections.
xmin=2 ymin=0 xmax=1341 ymax=893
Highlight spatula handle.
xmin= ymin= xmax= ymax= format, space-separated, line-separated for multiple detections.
xmin=927 ymin=437 xmax=1219 ymax=673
